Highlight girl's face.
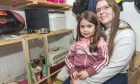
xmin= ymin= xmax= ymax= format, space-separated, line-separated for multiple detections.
xmin=96 ymin=0 xmax=114 ymax=27
xmin=80 ymin=19 xmax=95 ymax=39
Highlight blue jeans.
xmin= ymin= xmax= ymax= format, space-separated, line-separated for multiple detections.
xmin=104 ymin=73 xmax=128 ymax=84
xmin=63 ymin=76 xmax=71 ymax=84
xmin=63 ymin=73 xmax=128 ymax=84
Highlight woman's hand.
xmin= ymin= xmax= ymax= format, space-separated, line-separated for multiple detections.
xmin=78 ymin=70 xmax=89 ymax=79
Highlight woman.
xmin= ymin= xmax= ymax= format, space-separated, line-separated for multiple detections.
xmin=63 ymin=0 xmax=135 ymax=84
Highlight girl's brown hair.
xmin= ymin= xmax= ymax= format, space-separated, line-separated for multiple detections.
xmin=96 ymin=0 xmax=120 ymax=57
xmin=76 ymin=11 xmax=106 ymax=52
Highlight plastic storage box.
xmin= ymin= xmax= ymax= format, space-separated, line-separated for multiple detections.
xmin=49 ymin=13 xmax=66 ymax=31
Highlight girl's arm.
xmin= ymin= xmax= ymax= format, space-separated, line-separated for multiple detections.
xmin=65 ymin=42 xmax=77 ymax=74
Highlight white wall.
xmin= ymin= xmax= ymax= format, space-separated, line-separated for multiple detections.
xmin=0 ymin=44 xmax=24 ymax=83
xmin=65 ymin=0 xmax=77 ymax=38
xmin=65 ymin=11 xmax=77 ymax=38
xmin=120 ymin=2 xmax=140 ymax=51
xmin=66 ymin=0 xmax=75 ymax=5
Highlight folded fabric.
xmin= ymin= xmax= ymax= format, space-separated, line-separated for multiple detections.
xmin=56 ymin=66 xmax=69 ymax=81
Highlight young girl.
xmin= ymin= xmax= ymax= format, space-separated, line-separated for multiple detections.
xmin=65 ymin=11 xmax=109 ymax=84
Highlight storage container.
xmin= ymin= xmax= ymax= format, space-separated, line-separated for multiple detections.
xmin=49 ymin=13 xmax=66 ymax=31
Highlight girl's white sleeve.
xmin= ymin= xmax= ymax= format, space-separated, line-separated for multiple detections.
xmin=80 ymin=29 xmax=136 ymax=84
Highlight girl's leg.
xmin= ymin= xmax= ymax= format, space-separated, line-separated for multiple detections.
xmin=104 ymin=73 xmax=128 ymax=84
xmin=71 ymin=78 xmax=80 ymax=84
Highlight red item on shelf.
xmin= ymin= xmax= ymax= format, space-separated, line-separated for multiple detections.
xmin=18 ymin=80 xmax=28 ymax=84
xmin=50 ymin=61 xmax=65 ymax=74
xmin=47 ymin=0 xmax=65 ymax=3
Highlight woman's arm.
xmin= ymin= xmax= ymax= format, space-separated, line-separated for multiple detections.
xmin=80 ymin=29 xmax=136 ymax=84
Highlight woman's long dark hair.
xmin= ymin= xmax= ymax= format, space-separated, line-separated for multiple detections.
xmin=96 ymin=0 xmax=120 ymax=57
xmin=76 ymin=11 xmax=106 ymax=52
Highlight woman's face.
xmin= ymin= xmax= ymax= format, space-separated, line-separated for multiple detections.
xmin=96 ymin=0 xmax=114 ymax=27
xmin=80 ymin=19 xmax=95 ymax=39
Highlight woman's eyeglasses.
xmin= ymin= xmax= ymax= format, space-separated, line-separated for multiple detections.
xmin=96 ymin=5 xmax=111 ymax=13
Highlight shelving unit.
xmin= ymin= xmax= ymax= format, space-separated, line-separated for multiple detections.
xmin=0 ymin=29 xmax=73 ymax=84
xmin=0 ymin=0 xmax=73 ymax=83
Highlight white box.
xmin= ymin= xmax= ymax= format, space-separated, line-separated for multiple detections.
xmin=49 ymin=13 xmax=66 ymax=31
xmin=48 ymin=47 xmax=68 ymax=66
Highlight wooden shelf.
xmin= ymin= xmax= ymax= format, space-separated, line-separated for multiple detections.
xmin=0 ymin=37 xmax=23 ymax=46
xmin=37 ymin=67 xmax=62 ymax=84
xmin=47 ymin=29 xmax=72 ymax=37
xmin=0 ymin=0 xmax=72 ymax=10
xmin=0 ymin=29 xmax=72 ymax=46
xmin=0 ymin=0 xmax=32 ymax=6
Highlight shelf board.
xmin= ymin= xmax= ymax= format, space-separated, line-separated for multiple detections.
xmin=0 ymin=0 xmax=33 ymax=6
xmin=0 ymin=34 xmax=44 ymax=46
xmin=0 ymin=29 xmax=72 ymax=46
xmin=0 ymin=0 xmax=72 ymax=10
xmin=47 ymin=29 xmax=72 ymax=37
xmin=0 ymin=38 xmax=23 ymax=46
xmin=23 ymin=34 xmax=45 ymax=41
xmin=37 ymin=67 xmax=62 ymax=84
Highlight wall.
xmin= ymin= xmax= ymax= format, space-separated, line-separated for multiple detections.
xmin=66 ymin=0 xmax=75 ymax=5
xmin=0 ymin=44 xmax=24 ymax=83
xmin=65 ymin=0 xmax=77 ymax=38
xmin=65 ymin=11 xmax=77 ymax=38
xmin=120 ymin=2 xmax=140 ymax=51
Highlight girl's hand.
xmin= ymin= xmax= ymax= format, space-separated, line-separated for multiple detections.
xmin=71 ymin=71 xmax=79 ymax=80
xmin=78 ymin=70 xmax=89 ymax=79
